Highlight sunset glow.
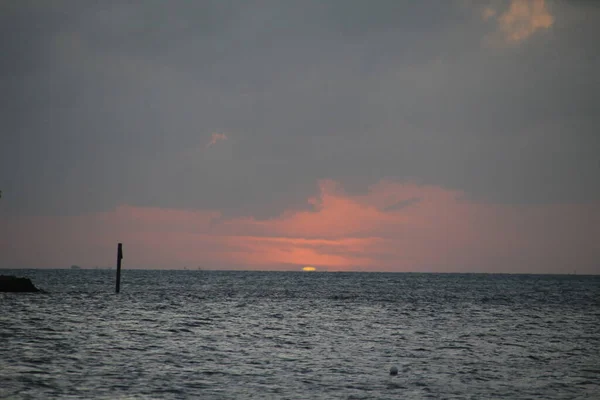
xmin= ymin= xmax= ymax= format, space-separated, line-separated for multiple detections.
xmin=1 ymin=179 xmax=598 ymax=274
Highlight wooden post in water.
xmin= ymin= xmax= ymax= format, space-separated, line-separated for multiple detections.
xmin=115 ymin=243 xmax=123 ymax=293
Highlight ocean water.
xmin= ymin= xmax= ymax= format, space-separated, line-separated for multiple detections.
xmin=1 ymin=270 xmax=599 ymax=399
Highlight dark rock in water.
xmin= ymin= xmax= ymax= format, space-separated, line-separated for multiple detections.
xmin=0 ymin=275 xmax=41 ymax=292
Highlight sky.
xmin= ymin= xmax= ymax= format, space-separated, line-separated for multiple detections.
xmin=1 ymin=0 xmax=599 ymax=273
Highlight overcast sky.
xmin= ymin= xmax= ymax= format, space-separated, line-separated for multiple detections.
xmin=1 ymin=0 xmax=599 ymax=273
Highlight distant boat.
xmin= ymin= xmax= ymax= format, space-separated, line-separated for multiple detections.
xmin=70 ymin=265 xmax=81 ymax=270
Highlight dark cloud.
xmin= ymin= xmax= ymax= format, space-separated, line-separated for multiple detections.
xmin=1 ymin=0 xmax=599 ymax=219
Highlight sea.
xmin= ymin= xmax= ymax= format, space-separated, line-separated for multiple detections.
xmin=1 ymin=269 xmax=599 ymax=399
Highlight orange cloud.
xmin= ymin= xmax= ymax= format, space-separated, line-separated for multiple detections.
xmin=206 ymin=132 xmax=228 ymax=148
xmin=1 ymin=180 xmax=598 ymax=274
xmin=483 ymin=0 xmax=554 ymax=44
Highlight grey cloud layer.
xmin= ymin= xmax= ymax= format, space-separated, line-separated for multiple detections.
xmin=1 ymin=0 xmax=599 ymax=217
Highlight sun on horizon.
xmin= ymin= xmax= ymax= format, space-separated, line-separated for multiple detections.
xmin=302 ymin=266 xmax=316 ymax=272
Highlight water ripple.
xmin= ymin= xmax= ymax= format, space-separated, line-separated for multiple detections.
xmin=1 ymin=270 xmax=599 ymax=399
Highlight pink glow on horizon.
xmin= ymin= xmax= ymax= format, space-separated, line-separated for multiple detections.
xmin=1 ymin=180 xmax=598 ymax=274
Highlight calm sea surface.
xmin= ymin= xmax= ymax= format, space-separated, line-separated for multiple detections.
xmin=1 ymin=269 xmax=599 ymax=399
